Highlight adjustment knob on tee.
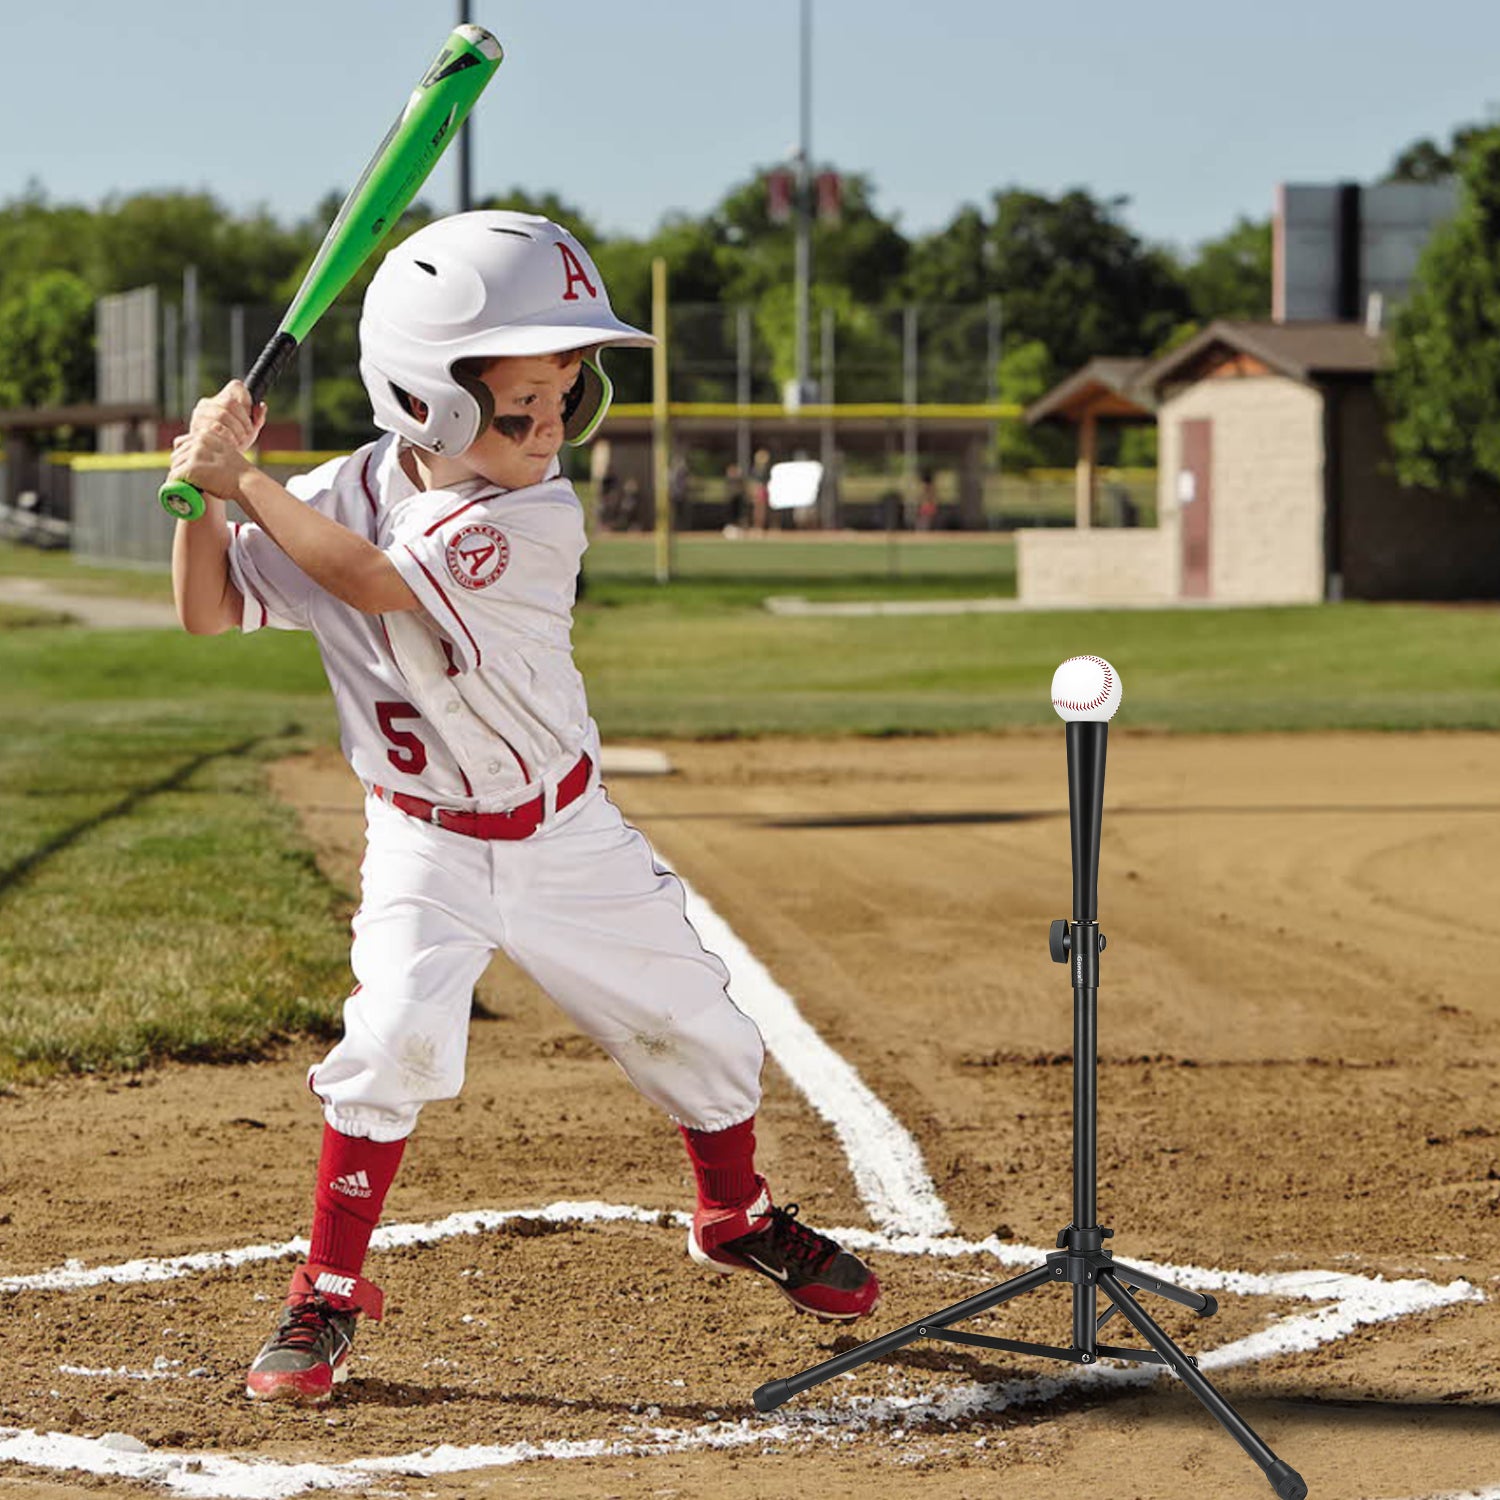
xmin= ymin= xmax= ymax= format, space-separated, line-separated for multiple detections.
xmin=1049 ymin=919 xmax=1071 ymax=963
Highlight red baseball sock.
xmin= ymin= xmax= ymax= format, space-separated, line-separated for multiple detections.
xmin=680 ymin=1116 xmax=759 ymax=1211
xmin=306 ymin=1125 xmax=407 ymax=1278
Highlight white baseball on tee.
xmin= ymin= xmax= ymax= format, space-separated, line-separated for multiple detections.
xmin=1051 ymin=655 xmax=1122 ymax=722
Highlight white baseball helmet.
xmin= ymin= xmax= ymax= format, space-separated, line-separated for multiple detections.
xmin=358 ymin=210 xmax=653 ymax=455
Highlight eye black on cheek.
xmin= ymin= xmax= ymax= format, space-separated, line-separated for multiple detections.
xmin=492 ymin=414 xmax=534 ymax=442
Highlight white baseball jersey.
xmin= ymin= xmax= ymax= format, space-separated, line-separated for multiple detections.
xmin=231 ymin=433 xmax=595 ymax=808
xmin=225 ymin=435 xmax=765 ymax=1141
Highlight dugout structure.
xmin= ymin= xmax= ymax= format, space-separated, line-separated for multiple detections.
xmin=0 ymin=402 xmax=159 ymax=550
xmin=592 ymin=402 xmax=1008 ymax=531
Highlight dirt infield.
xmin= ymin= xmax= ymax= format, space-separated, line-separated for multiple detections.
xmin=2 ymin=732 xmax=1499 ymax=1498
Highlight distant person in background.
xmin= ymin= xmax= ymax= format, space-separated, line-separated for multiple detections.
xmin=669 ymin=455 xmax=691 ymax=529
xmin=597 ymin=474 xmax=622 ymax=530
xmin=588 ymin=439 xmax=616 ymax=531
xmin=879 ymin=487 xmax=904 ymax=531
xmin=619 ymin=476 xmax=643 ymax=530
xmin=915 ymin=468 xmax=939 ymax=531
xmin=722 ymin=462 xmax=748 ymax=535
xmin=1110 ymin=483 xmax=1140 ymax=528
xmin=750 ymin=447 xmax=772 ymax=532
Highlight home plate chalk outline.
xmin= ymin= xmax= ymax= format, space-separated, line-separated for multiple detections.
xmin=0 ymin=876 xmax=1487 ymax=1499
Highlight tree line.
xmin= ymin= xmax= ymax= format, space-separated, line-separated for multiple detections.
xmin=1384 ymin=122 xmax=1500 ymax=494
xmin=0 ymin=167 xmax=1267 ymax=457
xmin=0 ymin=116 xmax=1492 ymax=490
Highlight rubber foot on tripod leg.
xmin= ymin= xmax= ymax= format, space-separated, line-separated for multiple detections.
xmin=1266 ymin=1460 xmax=1307 ymax=1500
xmin=753 ymin=1378 xmax=794 ymax=1413
xmin=1197 ymin=1292 xmax=1219 ymax=1318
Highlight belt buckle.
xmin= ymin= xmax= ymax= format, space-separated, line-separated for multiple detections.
xmin=428 ymin=803 xmax=460 ymax=828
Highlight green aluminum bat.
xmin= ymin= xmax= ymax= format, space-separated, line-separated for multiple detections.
xmin=159 ymin=22 xmax=503 ymax=520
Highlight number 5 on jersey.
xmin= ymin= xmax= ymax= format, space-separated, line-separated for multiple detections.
xmin=376 ymin=702 xmax=428 ymax=774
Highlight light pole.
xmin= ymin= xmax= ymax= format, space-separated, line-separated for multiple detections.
xmin=790 ymin=0 xmax=813 ymax=410
xmin=457 ymin=0 xmax=474 ymax=211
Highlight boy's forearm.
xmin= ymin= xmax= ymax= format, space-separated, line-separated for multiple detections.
xmin=236 ymin=468 xmax=415 ymax=614
xmin=172 ymin=501 xmax=239 ymax=634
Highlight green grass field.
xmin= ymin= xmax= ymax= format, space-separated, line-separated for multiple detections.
xmin=577 ymin=599 xmax=1500 ymax=735
xmin=0 ymin=624 xmax=347 ymax=1083
xmin=0 ymin=543 xmax=180 ymax=598
xmin=0 ymin=601 xmax=69 ymax=629
xmin=1 ymin=536 xmax=1497 ymax=1081
xmin=583 ymin=531 xmax=1019 ymax=602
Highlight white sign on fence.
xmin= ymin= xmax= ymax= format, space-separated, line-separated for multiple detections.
xmin=767 ymin=460 xmax=823 ymax=511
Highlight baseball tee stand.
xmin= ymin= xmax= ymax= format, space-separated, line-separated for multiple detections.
xmin=753 ymin=720 xmax=1308 ymax=1500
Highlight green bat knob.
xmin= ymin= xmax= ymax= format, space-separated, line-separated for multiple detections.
xmin=159 ymin=479 xmax=207 ymax=521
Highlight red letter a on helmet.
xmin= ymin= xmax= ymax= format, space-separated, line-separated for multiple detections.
xmin=558 ymin=243 xmax=599 ymax=302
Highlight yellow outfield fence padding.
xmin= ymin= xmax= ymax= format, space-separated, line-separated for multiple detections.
xmin=608 ymin=401 xmax=1022 ymax=420
xmin=50 ymin=405 xmax=1026 ymax=475
xmin=68 ymin=451 xmax=353 ymax=472
xmin=63 ymin=453 xmax=172 ymax=471
xmin=259 ymin=452 xmax=353 ymax=468
xmin=50 ymin=450 xmax=1153 ymax=489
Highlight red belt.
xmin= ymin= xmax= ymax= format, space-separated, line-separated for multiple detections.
xmin=373 ymin=752 xmax=592 ymax=841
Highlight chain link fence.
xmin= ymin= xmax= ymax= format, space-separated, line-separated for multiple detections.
xmin=152 ymin=298 xmax=1008 ymax=436
xmin=51 ymin=292 xmax=1156 ymax=572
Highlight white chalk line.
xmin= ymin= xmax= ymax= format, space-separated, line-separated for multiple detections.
xmin=0 ymin=1420 xmax=799 ymax=1500
xmin=1389 ymin=1493 xmax=1500 ymax=1500
xmin=1 ymin=1208 xmax=1481 ymax=1496
xmin=0 ymin=872 xmax=1487 ymax=1496
xmin=60 ymin=1360 xmax=202 ymax=1383
xmin=0 ymin=1201 xmax=667 ymax=1296
xmin=682 ymin=880 xmax=954 ymax=1238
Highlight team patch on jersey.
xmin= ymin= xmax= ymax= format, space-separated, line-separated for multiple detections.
xmin=445 ymin=524 xmax=510 ymax=590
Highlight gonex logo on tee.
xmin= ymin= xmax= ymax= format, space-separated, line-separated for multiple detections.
xmin=445 ymin=524 xmax=509 ymax=590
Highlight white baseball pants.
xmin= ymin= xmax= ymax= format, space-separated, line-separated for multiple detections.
xmin=309 ymin=788 xmax=766 ymax=1142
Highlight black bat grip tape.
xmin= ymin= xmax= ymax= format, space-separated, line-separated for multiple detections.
xmin=244 ymin=331 xmax=299 ymax=405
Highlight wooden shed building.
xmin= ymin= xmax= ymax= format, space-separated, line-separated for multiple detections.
xmin=1020 ymin=320 xmax=1500 ymax=605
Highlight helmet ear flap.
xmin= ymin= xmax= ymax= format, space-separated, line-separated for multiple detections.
xmin=449 ymin=362 xmax=495 ymax=452
xmin=564 ymin=357 xmax=613 ymax=446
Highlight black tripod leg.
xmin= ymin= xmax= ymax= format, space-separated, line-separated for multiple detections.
xmin=1107 ymin=1257 xmax=1217 ymax=1316
xmin=754 ymin=1262 xmax=1056 ymax=1413
xmin=1097 ymin=1272 xmax=1307 ymax=1500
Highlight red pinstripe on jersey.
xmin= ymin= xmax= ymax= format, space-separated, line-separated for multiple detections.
xmin=359 ymin=451 xmax=379 ymax=520
xmin=424 ymin=497 xmax=490 ymax=537
xmin=403 ymin=546 xmax=483 ymax=668
xmin=399 ymin=546 xmax=528 ymax=780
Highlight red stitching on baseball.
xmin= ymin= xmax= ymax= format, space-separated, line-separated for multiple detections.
xmin=1053 ymin=655 xmax=1115 ymax=712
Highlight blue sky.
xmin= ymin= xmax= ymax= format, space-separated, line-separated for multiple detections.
xmin=8 ymin=0 xmax=1498 ymax=253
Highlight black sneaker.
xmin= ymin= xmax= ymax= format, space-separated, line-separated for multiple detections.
xmin=689 ymin=1180 xmax=881 ymax=1322
xmin=245 ymin=1265 xmax=383 ymax=1404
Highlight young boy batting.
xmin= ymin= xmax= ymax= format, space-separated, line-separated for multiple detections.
xmin=168 ymin=210 xmax=879 ymax=1404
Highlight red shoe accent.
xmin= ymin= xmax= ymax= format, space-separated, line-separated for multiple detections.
xmin=689 ymin=1178 xmax=881 ymax=1323
xmin=246 ymin=1270 xmax=381 ymax=1405
xmin=691 ymin=1177 xmax=775 ymax=1265
xmin=245 ymin=1360 xmax=341 ymax=1405
xmin=289 ymin=1263 xmax=384 ymax=1321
